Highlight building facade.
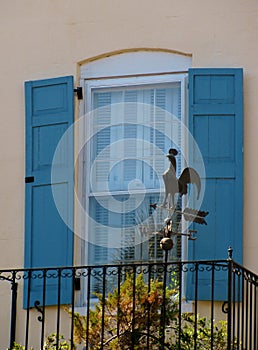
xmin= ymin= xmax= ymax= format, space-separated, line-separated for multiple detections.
xmin=0 ymin=0 xmax=257 ymax=347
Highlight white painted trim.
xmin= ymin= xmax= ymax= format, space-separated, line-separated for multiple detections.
xmin=85 ymin=74 xmax=187 ymax=113
xmin=81 ymin=51 xmax=191 ymax=79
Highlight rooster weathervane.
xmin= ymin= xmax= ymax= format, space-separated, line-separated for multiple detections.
xmin=150 ymin=148 xmax=209 ymax=252
xmin=162 ymin=148 xmax=201 ymax=209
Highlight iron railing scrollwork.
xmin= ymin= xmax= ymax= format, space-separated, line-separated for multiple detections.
xmin=0 ymin=256 xmax=257 ymax=349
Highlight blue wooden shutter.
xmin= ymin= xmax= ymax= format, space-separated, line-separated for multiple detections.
xmin=24 ymin=76 xmax=74 ymax=307
xmin=187 ymin=68 xmax=243 ymax=300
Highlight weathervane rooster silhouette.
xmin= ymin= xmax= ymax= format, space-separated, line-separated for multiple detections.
xmin=150 ymin=148 xmax=208 ymax=251
xmin=162 ymin=148 xmax=201 ymax=208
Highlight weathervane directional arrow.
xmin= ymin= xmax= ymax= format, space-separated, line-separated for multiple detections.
xmin=178 ymin=208 xmax=209 ymax=225
xmin=150 ymin=203 xmax=209 ymax=226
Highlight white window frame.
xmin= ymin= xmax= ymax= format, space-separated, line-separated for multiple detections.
xmin=78 ymin=51 xmax=192 ymax=266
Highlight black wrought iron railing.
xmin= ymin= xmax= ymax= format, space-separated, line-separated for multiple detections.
xmin=0 ymin=251 xmax=257 ymax=349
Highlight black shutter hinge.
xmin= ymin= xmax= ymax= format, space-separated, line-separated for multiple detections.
xmin=25 ymin=176 xmax=34 ymax=183
xmin=74 ymin=87 xmax=83 ymax=100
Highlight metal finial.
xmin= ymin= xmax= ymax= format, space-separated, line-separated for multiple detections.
xmin=228 ymin=246 xmax=233 ymax=260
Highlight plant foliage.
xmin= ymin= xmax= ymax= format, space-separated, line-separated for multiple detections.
xmin=11 ymin=273 xmax=238 ymax=349
xmin=71 ymin=273 xmax=178 ymax=349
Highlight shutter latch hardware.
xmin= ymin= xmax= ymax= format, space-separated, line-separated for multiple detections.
xmin=25 ymin=176 xmax=34 ymax=183
xmin=74 ymin=87 xmax=83 ymax=100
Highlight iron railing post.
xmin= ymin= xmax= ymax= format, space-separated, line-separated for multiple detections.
xmin=227 ymin=247 xmax=233 ymax=350
xmin=9 ymin=278 xmax=18 ymax=350
xmin=0 ymin=272 xmax=18 ymax=349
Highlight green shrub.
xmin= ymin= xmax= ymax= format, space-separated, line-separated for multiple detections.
xmin=10 ymin=333 xmax=71 ymax=350
xmin=10 ymin=343 xmax=26 ymax=350
xmin=69 ymin=273 xmax=237 ymax=349
xmin=43 ymin=333 xmax=71 ymax=350
xmin=70 ymin=273 xmax=179 ymax=349
xmin=169 ymin=313 xmax=228 ymax=349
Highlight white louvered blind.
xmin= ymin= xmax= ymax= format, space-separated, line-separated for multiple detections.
xmin=88 ymin=83 xmax=182 ymax=266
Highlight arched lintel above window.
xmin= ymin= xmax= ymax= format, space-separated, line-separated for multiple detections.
xmin=79 ymin=48 xmax=192 ymax=80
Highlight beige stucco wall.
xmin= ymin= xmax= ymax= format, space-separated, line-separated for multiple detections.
xmin=0 ymin=0 xmax=258 ymax=347
xmin=1 ymin=0 xmax=257 ymax=270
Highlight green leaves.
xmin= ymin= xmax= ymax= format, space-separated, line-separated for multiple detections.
xmin=170 ymin=314 xmax=229 ymax=350
xmin=43 ymin=333 xmax=71 ymax=350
